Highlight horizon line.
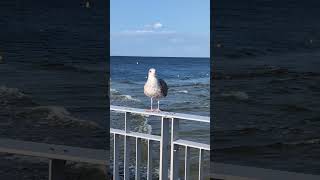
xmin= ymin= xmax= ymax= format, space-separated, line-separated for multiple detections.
xmin=110 ymin=55 xmax=210 ymax=58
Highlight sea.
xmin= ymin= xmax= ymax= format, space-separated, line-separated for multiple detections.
xmin=213 ymin=0 xmax=320 ymax=175
xmin=110 ymin=56 xmax=210 ymax=178
xmin=0 ymin=0 xmax=107 ymax=179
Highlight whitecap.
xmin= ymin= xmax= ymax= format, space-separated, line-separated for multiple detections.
xmin=0 ymin=85 xmax=27 ymax=98
xmin=177 ymin=90 xmax=189 ymax=94
xmin=21 ymin=106 xmax=99 ymax=128
xmin=119 ymin=95 xmax=141 ymax=102
xmin=110 ymin=88 xmax=119 ymax=93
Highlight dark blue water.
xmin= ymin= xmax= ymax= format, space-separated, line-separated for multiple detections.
xmin=0 ymin=0 xmax=107 ymax=179
xmin=213 ymin=0 xmax=320 ymax=175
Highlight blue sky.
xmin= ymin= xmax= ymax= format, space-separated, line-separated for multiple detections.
xmin=111 ymin=0 xmax=210 ymax=57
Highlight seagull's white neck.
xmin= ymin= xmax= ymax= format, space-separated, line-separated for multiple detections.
xmin=147 ymin=75 xmax=158 ymax=83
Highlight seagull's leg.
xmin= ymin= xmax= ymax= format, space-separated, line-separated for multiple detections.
xmin=156 ymin=100 xmax=161 ymax=112
xmin=146 ymin=98 xmax=154 ymax=112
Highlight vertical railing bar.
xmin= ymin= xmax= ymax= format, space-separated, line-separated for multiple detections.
xmin=113 ymin=134 xmax=120 ymax=180
xmin=136 ymin=138 xmax=142 ymax=180
xmin=124 ymin=137 xmax=130 ymax=180
xmin=124 ymin=112 xmax=129 ymax=133
xmin=198 ymin=149 xmax=204 ymax=180
xmin=170 ymin=118 xmax=180 ymax=180
xmin=185 ymin=146 xmax=191 ymax=180
xmin=124 ymin=112 xmax=130 ymax=180
xmin=49 ymin=159 xmax=66 ymax=180
xmin=147 ymin=139 xmax=153 ymax=180
xmin=160 ymin=117 xmax=170 ymax=180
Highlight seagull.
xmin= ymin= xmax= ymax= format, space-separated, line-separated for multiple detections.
xmin=144 ymin=68 xmax=168 ymax=111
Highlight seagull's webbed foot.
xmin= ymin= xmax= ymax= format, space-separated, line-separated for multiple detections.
xmin=145 ymin=109 xmax=155 ymax=112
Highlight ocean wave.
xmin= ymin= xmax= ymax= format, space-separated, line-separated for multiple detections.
xmin=136 ymin=119 xmax=152 ymax=134
xmin=37 ymin=63 xmax=93 ymax=73
xmin=0 ymin=86 xmax=27 ymax=98
xmin=110 ymin=88 xmax=119 ymax=94
xmin=119 ymin=95 xmax=141 ymax=102
xmin=214 ymin=69 xmax=289 ymax=80
xmin=118 ymin=79 xmax=139 ymax=85
xmin=279 ymin=104 xmax=312 ymax=112
xmin=16 ymin=106 xmax=99 ymax=128
xmin=0 ymin=85 xmax=100 ymax=129
xmin=169 ymin=82 xmax=209 ymax=89
xmin=110 ymin=88 xmax=141 ymax=102
xmin=220 ymin=91 xmax=249 ymax=101
xmin=177 ymin=90 xmax=189 ymax=94
xmin=111 ymin=111 xmax=151 ymax=135
xmin=214 ymin=66 xmax=320 ymax=80
xmin=215 ymin=47 xmax=268 ymax=59
xmin=0 ymin=86 xmax=36 ymax=108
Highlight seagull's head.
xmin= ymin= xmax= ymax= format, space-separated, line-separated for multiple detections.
xmin=148 ymin=68 xmax=156 ymax=78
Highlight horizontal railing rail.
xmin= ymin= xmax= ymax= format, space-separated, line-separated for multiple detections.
xmin=111 ymin=105 xmax=210 ymax=123
xmin=212 ymin=162 xmax=320 ymax=180
xmin=110 ymin=105 xmax=210 ymax=180
xmin=0 ymin=138 xmax=107 ymax=180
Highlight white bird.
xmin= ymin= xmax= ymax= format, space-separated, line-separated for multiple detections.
xmin=144 ymin=68 xmax=168 ymax=111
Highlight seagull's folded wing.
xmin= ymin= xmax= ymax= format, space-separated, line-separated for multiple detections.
xmin=159 ymin=79 xmax=168 ymax=97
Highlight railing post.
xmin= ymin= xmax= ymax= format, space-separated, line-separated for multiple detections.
xmin=124 ymin=112 xmax=130 ymax=180
xmin=49 ymin=159 xmax=66 ymax=180
xmin=113 ymin=134 xmax=120 ymax=180
xmin=160 ymin=117 xmax=170 ymax=180
xmin=135 ymin=138 xmax=142 ymax=180
xmin=170 ymin=118 xmax=180 ymax=180
xmin=185 ymin=146 xmax=191 ymax=180
xmin=199 ymin=149 xmax=205 ymax=180
xmin=147 ymin=140 xmax=153 ymax=180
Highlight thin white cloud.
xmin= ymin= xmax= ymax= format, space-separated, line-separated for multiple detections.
xmin=144 ymin=22 xmax=163 ymax=30
xmin=119 ymin=22 xmax=174 ymax=35
xmin=135 ymin=30 xmax=154 ymax=33
xmin=153 ymin=22 xmax=163 ymax=29
xmin=120 ymin=30 xmax=175 ymax=36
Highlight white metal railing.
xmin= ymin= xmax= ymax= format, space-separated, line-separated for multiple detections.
xmin=110 ymin=105 xmax=210 ymax=180
xmin=212 ymin=162 xmax=320 ymax=180
xmin=0 ymin=138 xmax=107 ymax=180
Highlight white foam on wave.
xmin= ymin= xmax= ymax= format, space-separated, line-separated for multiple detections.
xmin=177 ymin=90 xmax=189 ymax=94
xmin=0 ymin=85 xmax=27 ymax=98
xmin=119 ymin=95 xmax=141 ymax=102
xmin=137 ymin=119 xmax=152 ymax=134
xmin=110 ymin=88 xmax=118 ymax=93
xmin=110 ymin=86 xmax=141 ymax=102
xmin=110 ymin=88 xmax=141 ymax=102
xmin=285 ymin=138 xmax=320 ymax=146
xmin=23 ymin=106 xmax=99 ymax=128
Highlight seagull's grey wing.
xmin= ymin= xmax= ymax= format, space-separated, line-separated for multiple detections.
xmin=159 ymin=79 xmax=168 ymax=97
